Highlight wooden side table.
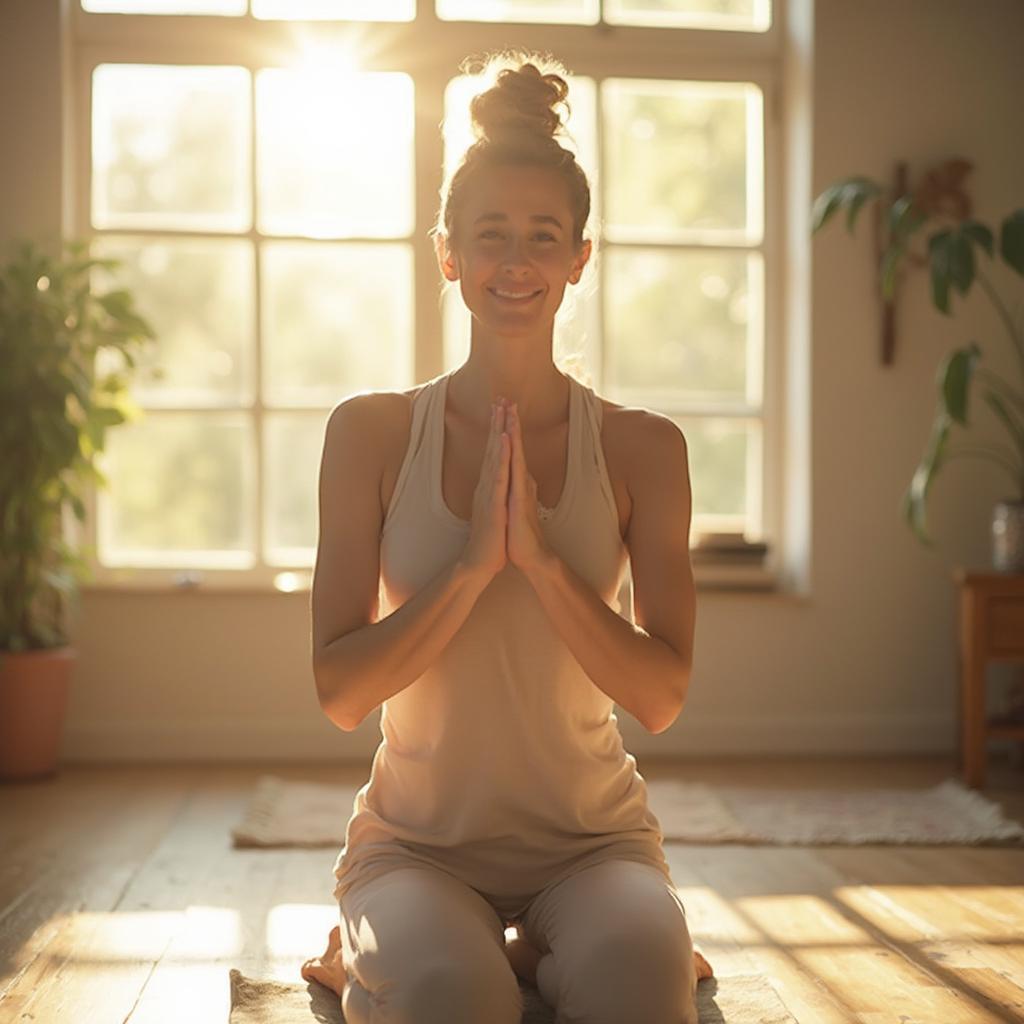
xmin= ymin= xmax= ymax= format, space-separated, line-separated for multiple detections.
xmin=954 ymin=569 xmax=1024 ymax=788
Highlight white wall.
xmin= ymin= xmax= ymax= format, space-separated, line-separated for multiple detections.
xmin=3 ymin=0 xmax=1021 ymax=761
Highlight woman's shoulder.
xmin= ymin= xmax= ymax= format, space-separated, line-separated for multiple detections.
xmin=330 ymin=385 xmax=422 ymax=437
xmin=351 ymin=379 xmax=430 ymax=423
xmin=325 ymin=383 xmax=428 ymax=479
xmin=593 ymin=390 xmax=649 ymax=454
xmin=594 ymin=390 xmax=680 ymax=442
xmin=592 ymin=391 xmax=685 ymax=497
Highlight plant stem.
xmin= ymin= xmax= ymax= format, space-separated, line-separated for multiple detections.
xmin=977 ymin=367 xmax=1024 ymax=417
xmin=944 ymin=443 xmax=1024 ymax=494
xmin=978 ymin=376 xmax=1024 ymax=465
xmin=976 ymin=269 xmax=1024 ymax=385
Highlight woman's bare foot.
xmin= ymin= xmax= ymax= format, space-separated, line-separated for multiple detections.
xmin=694 ymin=947 xmax=714 ymax=981
xmin=301 ymin=925 xmax=348 ymax=996
xmin=504 ymin=933 xmax=543 ymax=986
xmin=503 ymin=929 xmax=715 ymax=987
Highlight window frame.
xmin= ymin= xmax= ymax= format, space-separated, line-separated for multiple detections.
xmin=69 ymin=1 xmax=786 ymax=593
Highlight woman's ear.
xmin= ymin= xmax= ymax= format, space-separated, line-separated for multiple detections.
xmin=568 ymin=238 xmax=592 ymax=285
xmin=435 ymin=232 xmax=460 ymax=282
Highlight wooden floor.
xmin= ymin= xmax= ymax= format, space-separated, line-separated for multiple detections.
xmin=2 ymin=754 xmax=1023 ymax=1023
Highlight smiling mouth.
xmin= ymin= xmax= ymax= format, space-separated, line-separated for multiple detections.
xmin=489 ymin=287 xmax=542 ymax=302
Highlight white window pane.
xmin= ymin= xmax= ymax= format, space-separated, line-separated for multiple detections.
xmin=256 ymin=69 xmax=414 ymax=238
xmin=82 ymin=0 xmax=245 ymax=12
xmin=91 ymin=64 xmax=251 ymax=231
xmin=96 ymin=413 xmax=255 ymax=567
xmin=605 ymin=248 xmax=762 ymax=404
xmin=253 ymin=0 xmax=414 ymax=18
xmin=672 ymin=416 xmax=760 ymax=535
xmin=604 ymin=0 xmax=771 ymax=31
xmin=603 ymin=78 xmax=763 ymax=243
xmin=264 ymin=413 xmax=324 ymax=566
xmin=261 ymin=241 xmax=414 ymax=406
xmin=91 ymin=235 xmax=255 ymax=407
xmin=437 ymin=0 xmax=597 ymax=22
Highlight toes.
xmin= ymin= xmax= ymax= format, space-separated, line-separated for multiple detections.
xmin=301 ymin=925 xmax=346 ymax=989
xmin=323 ymin=925 xmax=343 ymax=963
xmin=693 ymin=950 xmax=714 ymax=980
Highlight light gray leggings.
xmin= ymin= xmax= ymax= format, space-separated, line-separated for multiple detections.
xmin=337 ymin=857 xmax=699 ymax=1024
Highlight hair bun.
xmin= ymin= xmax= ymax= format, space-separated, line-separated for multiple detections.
xmin=469 ymin=61 xmax=570 ymax=144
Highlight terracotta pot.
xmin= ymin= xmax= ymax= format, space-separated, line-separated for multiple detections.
xmin=0 ymin=646 xmax=75 ymax=782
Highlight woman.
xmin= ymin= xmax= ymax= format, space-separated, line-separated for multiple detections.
xmin=304 ymin=52 xmax=712 ymax=1023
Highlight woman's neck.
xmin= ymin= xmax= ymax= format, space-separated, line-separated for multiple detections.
xmin=448 ymin=347 xmax=569 ymax=433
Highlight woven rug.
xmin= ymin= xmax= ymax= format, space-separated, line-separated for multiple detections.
xmin=231 ymin=775 xmax=1024 ymax=847
xmin=227 ymin=967 xmax=797 ymax=1023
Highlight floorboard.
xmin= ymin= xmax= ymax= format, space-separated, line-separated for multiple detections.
xmin=1 ymin=754 xmax=1022 ymax=1023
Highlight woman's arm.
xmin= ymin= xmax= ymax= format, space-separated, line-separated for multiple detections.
xmin=311 ymin=395 xmax=494 ymax=732
xmin=316 ymin=557 xmax=493 ymax=731
xmin=521 ymin=412 xmax=695 ymax=734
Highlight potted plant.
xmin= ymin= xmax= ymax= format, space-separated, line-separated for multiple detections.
xmin=812 ymin=162 xmax=1024 ymax=571
xmin=0 ymin=238 xmax=156 ymax=781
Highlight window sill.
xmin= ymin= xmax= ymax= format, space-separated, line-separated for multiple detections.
xmin=78 ymin=559 xmax=799 ymax=598
xmin=693 ymin=561 xmax=783 ymax=592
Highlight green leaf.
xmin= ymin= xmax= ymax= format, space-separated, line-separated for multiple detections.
xmin=902 ymin=410 xmax=952 ymax=547
xmin=811 ymin=176 xmax=881 ymax=234
xmin=40 ymin=567 xmax=77 ymax=595
xmin=887 ymin=195 xmax=927 ymax=240
xmin=1001 ymin=209 xmax=1024 ymax=275
xmin=927 ymin=222 xmax=998 ymax=313
xmin=97 ymin=290 xmax=131 ymax=316
xmin=938 ymin=342 xmax=980 ymax=425
xmin=960 ymin=219 xmax=994 ymax=257
xmin=845 ymin=189 xmax=871 ymax=233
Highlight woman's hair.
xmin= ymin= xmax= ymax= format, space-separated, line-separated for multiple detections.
xmin=431 ymin=51 xmax=592 ymax=251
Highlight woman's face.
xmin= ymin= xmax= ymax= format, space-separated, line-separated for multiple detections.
xmin=439 ymin=163 xmax=591 ymax=335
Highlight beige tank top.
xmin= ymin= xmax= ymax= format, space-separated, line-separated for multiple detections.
xmin=332 ymin=368 xmax=671 ymax=917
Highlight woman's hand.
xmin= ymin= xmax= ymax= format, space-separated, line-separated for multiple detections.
xmin=505 ymin=400 xmax=554 ymax=573
xmin=461 ymin=400 xmax=511 ymax=581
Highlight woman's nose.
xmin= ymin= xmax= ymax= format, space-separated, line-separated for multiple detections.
xmin=500 ymin=237 xmax=530 ymax=268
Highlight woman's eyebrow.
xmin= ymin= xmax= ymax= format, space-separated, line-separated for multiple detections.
xmin=472 ymin=212 xmax=564 ymax=228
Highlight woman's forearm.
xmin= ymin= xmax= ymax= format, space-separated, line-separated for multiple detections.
xmin=521 ymin=552 xmax=689 ymax=734
xmin=314 ymin=556 xmax=493 ymax=731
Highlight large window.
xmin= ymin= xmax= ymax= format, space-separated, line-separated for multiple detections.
xmin=73 ymin=0 xmax=780 ymax=589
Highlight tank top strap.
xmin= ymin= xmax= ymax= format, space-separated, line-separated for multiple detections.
xmin=574 ymin=376 xmax=619 ymax=534
xmin=545 ymin=371 xmax=581 ymax=516
xmin=382 ymin=373 xmax=442 ymax=534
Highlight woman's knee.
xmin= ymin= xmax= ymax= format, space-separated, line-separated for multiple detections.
xmin=550 ymin=918 xmax=697 ymax=1024
xmin=383 ymin=953 xmax=523 ymax=1024
xmin=338 ymin=865 xmax=522 ymax=1023
xmin=582 ymin=915 xmax=692 ymax=980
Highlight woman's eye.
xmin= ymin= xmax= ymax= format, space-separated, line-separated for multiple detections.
xmin=477 ymin=230 xmax=557 ymax=242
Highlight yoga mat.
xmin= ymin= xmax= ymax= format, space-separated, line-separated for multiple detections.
xmin=227 ymin=968 xmax=798 ymax=1023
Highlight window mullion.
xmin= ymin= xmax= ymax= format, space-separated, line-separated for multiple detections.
xmin=249 ymin=63 xmax=266 ymax=575
xmin=595 ymin=73 xmax=607 ymax=394
xmin=413 ymin=67 xmax=447 ymax=381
